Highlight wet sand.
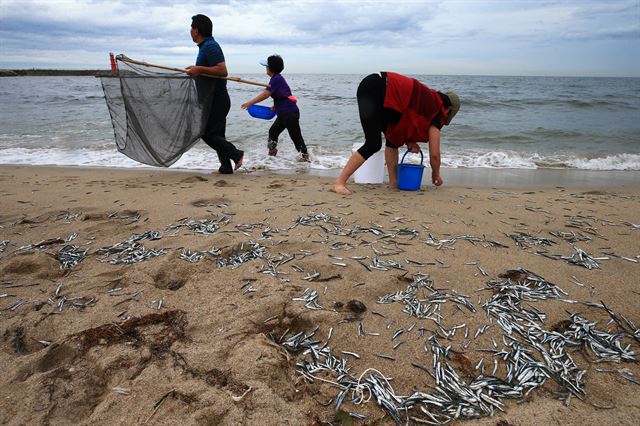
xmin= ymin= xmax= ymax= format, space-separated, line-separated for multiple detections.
xmin=0 ymin=165 xmax=639 ymax=425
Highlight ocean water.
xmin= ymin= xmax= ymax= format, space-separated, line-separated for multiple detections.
xmin=0 ymin=74 xmax=639 ymax=172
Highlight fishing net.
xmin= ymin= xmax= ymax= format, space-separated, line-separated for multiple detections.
xmin=100 ymin=56 xmax=215 ymax=167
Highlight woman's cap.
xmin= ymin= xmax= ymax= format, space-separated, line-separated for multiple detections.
xmin=259 ymin=59 xmax=268 ymax=66
xmin=445 ymin=91 xmax=460 ymax=125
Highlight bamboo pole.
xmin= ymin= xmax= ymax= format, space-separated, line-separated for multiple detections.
xmin=117 ymin=55 xmax=268 ymax=87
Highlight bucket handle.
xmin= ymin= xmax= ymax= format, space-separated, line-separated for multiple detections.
xmin=400 ymin=149 xmax=424 ymax=166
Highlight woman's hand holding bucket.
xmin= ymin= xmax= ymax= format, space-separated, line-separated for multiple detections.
xmin=406 ymin=141 xmax=421 ymax=153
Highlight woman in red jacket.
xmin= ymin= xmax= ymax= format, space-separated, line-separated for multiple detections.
xmin=332 ymin=72 xmax=459 ymax=195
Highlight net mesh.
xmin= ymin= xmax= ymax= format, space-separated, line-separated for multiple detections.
xmin=100 ymin=58 xmax=214 ymax=167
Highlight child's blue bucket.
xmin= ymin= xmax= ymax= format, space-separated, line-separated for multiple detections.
xmin=397 ymin=150 xmax=425 ymax=191
xmin=247 ymin=104 xmax=276 ymax=120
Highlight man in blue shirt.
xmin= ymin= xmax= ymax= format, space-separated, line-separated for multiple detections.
xmin=186 ymin=14 xmax=243 ymax=174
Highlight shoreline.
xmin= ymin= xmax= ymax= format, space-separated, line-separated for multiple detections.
xmin=2 ymin=163 xmax=639 ymax=189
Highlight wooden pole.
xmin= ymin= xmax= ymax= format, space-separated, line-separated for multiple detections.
xmin=117 ymin=55 xmax=268 ymax=87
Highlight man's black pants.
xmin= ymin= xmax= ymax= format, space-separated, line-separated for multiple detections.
xmin=202 ymin=91 xmax=243 ymax=173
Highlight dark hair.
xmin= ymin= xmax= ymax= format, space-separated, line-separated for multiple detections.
xmin=267 ymin=55 xmax=284 ymax=74
xmin=191 ymin=14 xmax=212 ymax=37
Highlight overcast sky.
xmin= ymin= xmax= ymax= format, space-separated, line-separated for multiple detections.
xmin=1 ymin=0 xmax=638 ymax=76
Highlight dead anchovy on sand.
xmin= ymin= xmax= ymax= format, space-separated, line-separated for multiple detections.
xmin=217 ymin=241 xmax=267 ymax=268
xmin=478 ymin=269 xmax=635 ymax=400
xmin=602 ymin=251 xmax=639 ymax=263
xmin=549 ymin=230 xmax=591 ymax=243
xmin=53 ymin=210 xmax=82 ymax=223
xmin=0 ymin=240 xmax=10 ymax=255
xmin=292 ymin=288 xmax=323 ymax=310
xmin=537 ymin=244 xmax=605 ymax=269
xmin=370 ymin=255 xmax=405 ymax=271
xmin=106 ymin=210 xmax=141 ymax=224
xmin=108 ymin=246 xmax=165 ymax=265
xmin=377 ymin=273 xmax=475 ymax=323
xmin=52 ymin=245 xmax=89 ymax=269
xmin=565 ymin=216 xmax=602 ymax=237
xmin=97 ymin=232 xmax=166 ymax=265
xmin=278 ymin=329 xmax=406 ymax=424
xmin=166 ymin=216 xmax=229 ymax=235
xmin=425 ymin=233 xmax=509 ymax=250
xmin=43 ymin=284 xmax=97 ymax=315
xmin=180 ymin=248 xmax=205 ymax=263
xmin=295 ymin=213 xmax=343 ymax=229
xmin=278 ymin=313 xmax=632 ymax=426
xmin=564 ymin=313 xmax=636 ymax=361
xmin=508 ymin=232 xmax=556 ymax=248
xmin=13 ymin=233 xmax=77 ymax=254
xmin=255 ymin=251 xmax=293 ymax=277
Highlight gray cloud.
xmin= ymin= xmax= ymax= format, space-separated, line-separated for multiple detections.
xmin=0 ymin=0 xmax=638 ymax=76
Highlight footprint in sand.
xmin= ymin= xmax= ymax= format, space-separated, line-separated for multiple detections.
xmin=2 ymin=254 xmax=64 ymax=280
xmin=153 ymin=264 xmax=190 ymax=290
xmin=191 ymin=198 xmax=229 ymax=207
xmin=333 ymin=299 xmax=367 ymax=314
xmin=180 ymin=176 xmax=208 ymax=184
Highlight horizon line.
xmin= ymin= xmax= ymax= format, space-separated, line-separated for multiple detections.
xmin=1 ymin=67 xmax=639 ymax=79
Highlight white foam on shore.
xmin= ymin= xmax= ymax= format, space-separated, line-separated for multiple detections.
xmin=443 ymin=150 xmax=540 ymax=169
xmin=564 ymin=153 xmax=640 ymax=171
xmin=1 ymin=146 xmax=639 ymax=172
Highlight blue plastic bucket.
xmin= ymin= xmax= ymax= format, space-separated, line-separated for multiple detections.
xmin=397 ymin=150 xmax=425 ymax=191
xmin=247 ymin=104 xmax=276 ymax=120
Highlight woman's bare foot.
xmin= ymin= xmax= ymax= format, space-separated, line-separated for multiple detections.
xmin=332 ymin=183 xmax=352 ymax=195
xmin=234 ymin=153 xmax=244 ymax=170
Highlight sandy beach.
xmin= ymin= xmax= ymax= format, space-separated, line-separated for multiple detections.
xmin=1 ymin=164 xmax=638 ymax=425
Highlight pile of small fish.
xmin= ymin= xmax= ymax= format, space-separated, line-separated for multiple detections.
xmin=508 ymin=232 xmax=556 ymax=248
xmin=179 ymin=248 xmax=205 ymax=263
xmin=483 ymin=268 xmax=636 ymax=401
xmin=600 ymin=302 xmax=640 ymax=344
xmin=565 ymin=313 xmax=636 ymax=362
xmin=377 ymin=273 xmax=475 ymax=323
xmin=367 ymin=254 xmax=405 ymax=272
xmin=258 ymin=252 xmax=297 ymax=276
xmin=295 ymin=213 xmax=418 ymax=242
xmin=106 ymin=210 xmax=141 ymax=224
xmin=483 ymin=268 xmax=568 ymax=302
xmin=53 ymin=245 xmax=89 ymax=269
xmin=0 ymin=240 xmax=9 ymax=255
xmin=44 ymin=283 xmax=97 ymax=314
xmin=278 ymin=266 xmax=638 ymax=424
xmin=96 ymin=231 xmax=165 ymax=265
xmin=424 ymin=234 xmax=509 ymax=250
xmin=13 ymin=233 xmax=77 ymax=254
xmin=277 ymin=328 xmax=378 ymax=421
xmin=292 ymin=288 xmax=323 ymax=310
xmin=166 ymin=215 xmax=229 ymax=235
xmin=278 ymin=328 xmax=540 ymax=424
xmin=537 ymin=244 xmax=605 ymax=269
xmin=295 ymin=213 xmax=343 ymax=231
xmin=403 ymin=335 xmax=524 ymax=422
xmin=549 ymin=230 xmax=591 ymax=243
xmin=55 ymin=210 xmax=82 ymax=223
xmin=216 ymin=241 xmax=267 ymax=268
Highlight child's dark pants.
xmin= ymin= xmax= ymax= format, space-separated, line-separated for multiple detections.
xmin=268 ymin=110 xmax=308 ymax=155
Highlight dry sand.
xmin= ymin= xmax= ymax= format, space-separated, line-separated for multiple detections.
xmin=0 ymin=164 xmax=638 ymax=425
